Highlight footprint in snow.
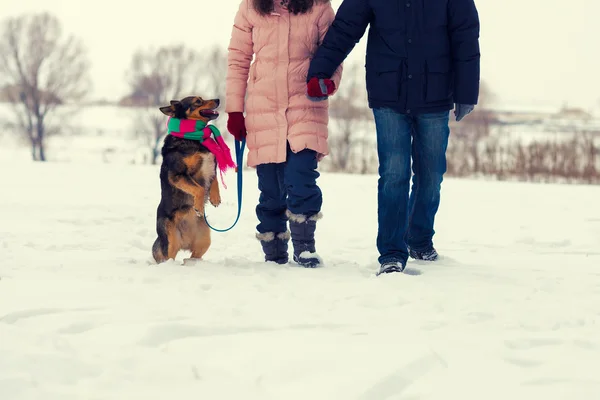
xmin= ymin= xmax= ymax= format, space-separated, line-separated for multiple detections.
xmin=0 ymin=307 xmax=101 ymax=324
xmin=504 ymin=337 xmax=564 ymax=351
xmin=504 ymin=357 xmax=544 ymax=368
xmin=57 ymin=321 xmax=98 ymax=335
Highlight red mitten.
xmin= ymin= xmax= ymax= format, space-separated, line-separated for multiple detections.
xmin=307 ymin=77 xmax=335 ymax=101
xmin=321 ymin=79 xmax=336 ymax=95
xmin=227 ymin=112 xmax=247 ymax=141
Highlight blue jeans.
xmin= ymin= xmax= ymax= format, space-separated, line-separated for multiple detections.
xmin=255 ymin=143 xmax=322 ymax=234
xmin=372 ymin=108 xmax=450 ymax=265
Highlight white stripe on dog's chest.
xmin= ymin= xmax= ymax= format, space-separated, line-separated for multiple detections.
xmin=201 ymin=154 xmax=216 ymax=186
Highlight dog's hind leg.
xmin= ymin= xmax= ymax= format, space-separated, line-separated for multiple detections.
xmin=191 ymin=219 xmax=211 ymax=260
xmin=152 ymin=218 xmax=181 ymax=263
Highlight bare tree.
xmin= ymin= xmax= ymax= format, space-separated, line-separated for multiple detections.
xmin=122 ymin=45 xmax=207 ymax=164
xmin=0 ymin=12 xmax=90 ymax=161
xmin=196 ymin=45 xmax=233 ymax=155
xmin=198 ymin=45 xmax=228 ymax=105
xmin=327 ymin=62 xmax=372 ymax=172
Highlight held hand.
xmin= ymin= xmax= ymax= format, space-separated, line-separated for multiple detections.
xmin=227 ymin=112 xmax=247 ymax=141
xmin=454 ymin=104 xmax=475 ymax=122
xmin=306 ymin=77 xmax=335 ymax=102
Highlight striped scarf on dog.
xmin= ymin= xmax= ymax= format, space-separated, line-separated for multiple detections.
xmin=166 ymin=117 xmax=237 ymax=187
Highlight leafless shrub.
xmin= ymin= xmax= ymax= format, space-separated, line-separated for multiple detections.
xmin=446 ymin=129 xmax=600 ymax=184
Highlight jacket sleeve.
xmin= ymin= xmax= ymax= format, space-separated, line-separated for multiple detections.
xmin=448 ymin=0 xmax=481 ymax=105
xmin=225 ymin=0 xmax=254 ymax=113
xmin=316 ymin=3 xmax=344 ymax=93
xmin=307 ymin=0 xmax=372 ymax=81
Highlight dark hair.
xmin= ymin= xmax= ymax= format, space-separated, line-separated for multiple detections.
xmin=252 ymin=0 xmax=328 ymax=15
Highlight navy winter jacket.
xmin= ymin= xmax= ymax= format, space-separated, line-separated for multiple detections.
xmin=307 ymin=0 xmax=481 ymax=115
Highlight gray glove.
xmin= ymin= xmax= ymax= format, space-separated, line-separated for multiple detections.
xmin=454 ymin=104 xmax=474 ymax=122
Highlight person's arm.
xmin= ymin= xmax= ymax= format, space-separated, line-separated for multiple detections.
xmin=315 ymin=3 xmax=344 ymax=94
xmin=225 ymin=0 xmax=254 ymax=113
xmin=448 ymin=0 xmax=481 ymax=105
xmin=307 ymin=0 xmax=372 ymax=81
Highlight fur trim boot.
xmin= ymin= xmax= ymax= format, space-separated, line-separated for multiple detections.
xmin=286 ymin=210 xmax=323 ymax=268
xmin=256 ymin=231 xmax=290 ymax=264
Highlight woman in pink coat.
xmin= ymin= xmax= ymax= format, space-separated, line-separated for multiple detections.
xmin=225 ymin=0 xmax=342 ymax=268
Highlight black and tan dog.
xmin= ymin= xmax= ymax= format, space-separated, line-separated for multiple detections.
xmin=152 ymin=96 xmax=222 ymax=263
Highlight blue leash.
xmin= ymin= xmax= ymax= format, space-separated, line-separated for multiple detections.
xmin=204 ymin=139 xmax=246 ymax=232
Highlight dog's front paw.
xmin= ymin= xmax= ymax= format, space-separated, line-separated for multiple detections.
xmin=209 ymin=194 xmax=221 ymax=208
xmin=193 ymin=207 xmax=204 ymax=218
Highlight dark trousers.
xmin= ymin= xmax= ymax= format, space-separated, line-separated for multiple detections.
xmin=255 ymin=143 xmax=322 ymax=234
xmin=372 ymin=108 xmax=451 ymax=265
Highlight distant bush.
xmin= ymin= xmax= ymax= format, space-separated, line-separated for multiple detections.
xmin=446 ymin=132 xmax=600 ymax=184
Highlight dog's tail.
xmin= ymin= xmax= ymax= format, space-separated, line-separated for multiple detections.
xmin=152 ymin=221 xmax=170 ymax=263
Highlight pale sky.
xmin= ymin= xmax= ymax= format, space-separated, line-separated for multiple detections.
xmin=1 ymin=0 xmax=599 ymax=112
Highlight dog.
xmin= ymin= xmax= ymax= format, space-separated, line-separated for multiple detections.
xmin=152 ymin=96 xmax=222 ymax=264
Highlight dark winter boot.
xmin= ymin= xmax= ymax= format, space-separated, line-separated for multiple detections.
xmin=377 ymin=261 xmax=406 ymax=275
xmin=286 ymin=210 xmax=323 ymax=268
xmin=256 ymin=231 xmax=290 ymax=264
xmin=408 ymin=246 xmax=439 ymax=261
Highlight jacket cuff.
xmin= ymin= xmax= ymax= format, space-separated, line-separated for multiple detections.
xmin=225 ymin=97 xmax=245 ymax=113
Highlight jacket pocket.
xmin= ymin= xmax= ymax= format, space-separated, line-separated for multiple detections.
xmin=366 ymin=68 xmax=400 ymax=102
xmin=424 ymin=58 xmax=452 ymax=103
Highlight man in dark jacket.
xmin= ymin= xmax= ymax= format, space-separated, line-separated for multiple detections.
xmin=306 ymin=0 xmax=480 ymax=274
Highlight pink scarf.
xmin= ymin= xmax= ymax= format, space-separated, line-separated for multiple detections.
xmin=166 ymin=117 xmax=237 ymax=187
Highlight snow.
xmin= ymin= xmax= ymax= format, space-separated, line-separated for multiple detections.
xmin=1 ymin=160 xmax=600 ymax=399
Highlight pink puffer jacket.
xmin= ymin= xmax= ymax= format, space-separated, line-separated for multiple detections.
xmin=225 ymin=0 xmax=342 ymax=167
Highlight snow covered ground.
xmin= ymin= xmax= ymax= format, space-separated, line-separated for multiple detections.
xmin=1 ymin=160 xmax=600 ymax=399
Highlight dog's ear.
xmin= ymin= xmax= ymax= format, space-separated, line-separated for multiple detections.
xmin=159 ymin=105 xmax=176 ymax=117
xmin=159 ymin=100 xmax=181 ymax=117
